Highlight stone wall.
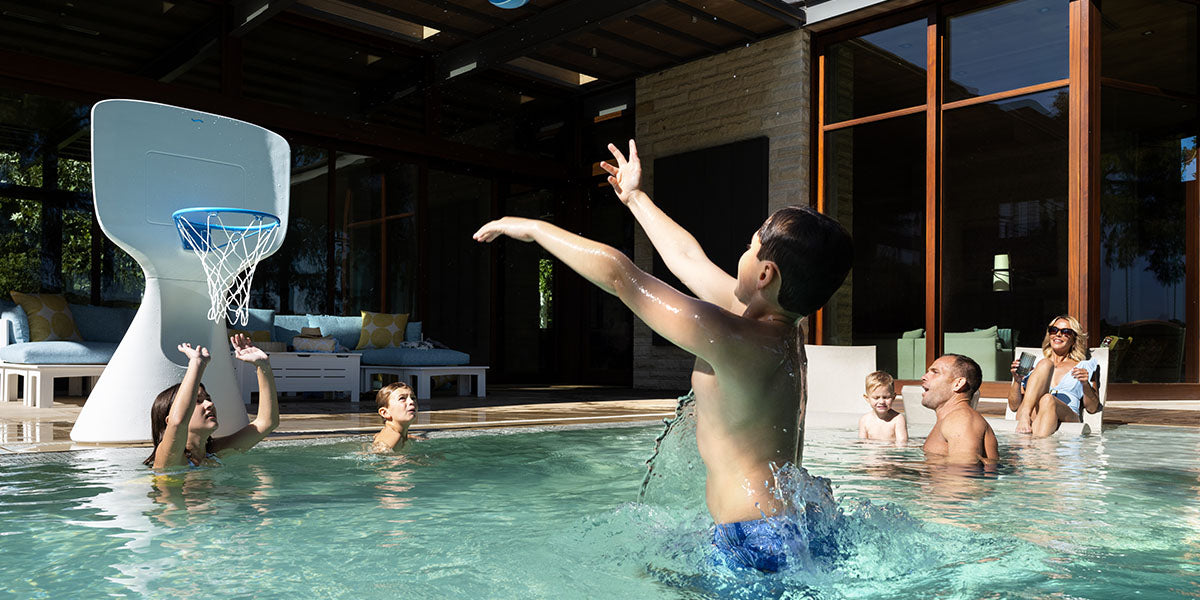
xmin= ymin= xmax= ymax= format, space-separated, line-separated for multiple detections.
xmin=632 ymin=29 xmax=812 ymax=389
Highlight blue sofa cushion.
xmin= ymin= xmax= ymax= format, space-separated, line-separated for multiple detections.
xmin=0 ymin=300 xmax=30 ymax=344
xmin=273 ymin=315 xmax=309 ymax=344
xmin=359 ymin=347 xmax=470 ymax=367
xmin=230 ymin=307 xmax=276 ymax=331
xmin=307 ymin=314 xmax=362 ymax=350
xmin=406 ymin=321 xmax=422 ymax=342
xmin=0 ymin=341 xmax=119 ymax=364
xmin=70 ymin=304 xmax=136 ymax=343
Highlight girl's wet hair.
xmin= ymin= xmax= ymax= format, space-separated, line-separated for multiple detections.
xmin=756 ymin=205 xmax=853 ymax=316
xmin=143 ymin=382 xmax=213 ymax=466
xmin=375 ymin=381 xmax=415 ymax=422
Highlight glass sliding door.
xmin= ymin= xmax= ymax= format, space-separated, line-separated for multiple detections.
xmin=1098 ymin=0 xmax=1199 ymax=383
xmin=824 ymin=114 xmax=926 ymax=378
xmin=942 ymin=90 xmax=1069 ymax=381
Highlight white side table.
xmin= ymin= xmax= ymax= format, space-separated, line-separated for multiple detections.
xmin=236 ymin=352 xmax=361 ymax=404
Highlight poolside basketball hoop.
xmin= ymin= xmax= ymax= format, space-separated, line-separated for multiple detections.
xmin=173 ymin=207 xmax=281 ymax=327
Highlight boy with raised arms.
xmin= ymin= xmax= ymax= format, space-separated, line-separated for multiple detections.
xmin=473 ymin=140 xmax=852 ymax=572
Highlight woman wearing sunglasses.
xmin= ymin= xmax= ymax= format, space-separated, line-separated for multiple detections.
xmin=1006 ymin=315 xmax=1100 ymax=436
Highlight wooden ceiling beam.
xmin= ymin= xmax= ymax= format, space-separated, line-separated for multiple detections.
xmin=627 ymin=14 xmax=723 ymax=52
xmin=139 ymin=0 xmax=299 ymax=82
xmin=731 ymin=0 xmax=806 ymax=29
xmin=0 ymin=48 xmax=570 ymax=181
xmin=663 ymin=0 xmax=759 ymax=42
xmin=231 ymin=0 xmax=301 ymax=37
xmin=433 ymin=0 xmax=665 ymax=81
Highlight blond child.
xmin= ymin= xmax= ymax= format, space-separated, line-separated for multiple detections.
xmin=371 ymin=382 xmax=423 ymax=452
xmin=858 ymin=371 xmax=908 ymax=443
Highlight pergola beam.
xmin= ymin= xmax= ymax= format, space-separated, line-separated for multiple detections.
xmin=433 ymin=0 xmax=665 ymax=81
xmin=731 ymin=0 xmax=806 ymax=28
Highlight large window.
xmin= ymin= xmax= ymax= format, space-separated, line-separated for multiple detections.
xmin=1098 ymin=0 xmax=1198 ymax=383
xmin=819 ymin=0 xmax=1072 ymax=383
xmin=0 ymin=88 xmax=142 ymax=304
xmin=332 ymin=155 xmax=417 ymax=316
xmin=252 ymin=145 xmax=332 ymax=314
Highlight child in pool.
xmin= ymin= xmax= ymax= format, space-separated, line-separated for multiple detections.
xmin=858 ymin=371 xmax=907 ymax=443
xmin=143 ymin=333 xmax=280 ymax=469
xmin=371 ymin=382 xmax=423 ymax=452
xmin=474 ymin=139 xmax=853 ymax=573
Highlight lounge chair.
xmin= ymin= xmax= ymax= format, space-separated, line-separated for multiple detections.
xmin=1003 ymin=346 xmax=1107 ymax=435
xmin=803 ymin=344 xmax=876 ymax=428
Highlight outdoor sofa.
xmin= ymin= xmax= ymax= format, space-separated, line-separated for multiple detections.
xmin=0 ymin=299 xmax=480 ymax=407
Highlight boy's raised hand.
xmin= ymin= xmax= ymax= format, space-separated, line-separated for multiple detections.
xmin=231 ymin=333 xmax=269 ymax=366
xmin=177 ymin=342 xmax=210 ymax=364
xmin=473 ymin=216 xmax=537 ymax=243
xmin=600 ymin=139 xmax=641 ymax=205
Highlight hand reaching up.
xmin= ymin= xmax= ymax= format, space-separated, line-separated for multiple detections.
xmin=231 ymin=333 xmax=269 ymax=366
xmin=600 ymin=139 xmax=641 ymax=205
xmin=177 ymin=342 xmax=210 ymax=364
xmin=473 ymin=216 xmax=538 ymax=243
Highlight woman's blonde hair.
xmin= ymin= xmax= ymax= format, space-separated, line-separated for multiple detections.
xmin=1041 ymin=315 xmax=1088 ymax=362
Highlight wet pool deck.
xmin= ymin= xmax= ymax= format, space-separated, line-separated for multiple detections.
xmin=1 ymin=385 xmax=1197 ymax=454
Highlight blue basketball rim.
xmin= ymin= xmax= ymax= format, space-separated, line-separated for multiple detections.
xmin=172 ymin=206 xmax=281 ymax=250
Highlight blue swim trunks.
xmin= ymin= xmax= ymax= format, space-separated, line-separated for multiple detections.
xmin=710 ymin=517 xmax=800 ymax=573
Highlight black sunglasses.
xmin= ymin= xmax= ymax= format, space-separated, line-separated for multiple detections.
xmin=1047 ymin=325 xmax=1076 ymax=337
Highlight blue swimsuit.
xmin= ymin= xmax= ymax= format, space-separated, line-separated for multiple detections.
xmin=710 ymin=517 xmax=800 ymax=572
xmin=1027 ymin=356 xmax=1098 ymax=417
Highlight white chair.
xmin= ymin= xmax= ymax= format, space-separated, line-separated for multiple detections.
xmin=1004 ymin=346 xmax=1107 ymax=435
xmin=803 ymin=344 xmax=876 ymax=428
xmin=899 ymin=384 xmax=980 ymax=426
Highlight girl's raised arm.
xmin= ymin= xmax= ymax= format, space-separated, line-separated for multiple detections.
xmin=212 ymin=333 xmax=279 ymax=453
xmin=153 ymin=343 xmax=209 ymax=469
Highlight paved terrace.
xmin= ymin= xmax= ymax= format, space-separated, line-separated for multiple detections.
xmin=2 ymin=386 xmax=1198 ymax=454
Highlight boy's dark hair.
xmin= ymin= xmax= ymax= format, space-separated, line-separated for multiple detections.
xmin=143 ymin=382 xmax=213 ymax=466
xmin=943 ymin=353 xmax=982 ymax=395
xmin=756 ymin=205 xmax=853 ymax=316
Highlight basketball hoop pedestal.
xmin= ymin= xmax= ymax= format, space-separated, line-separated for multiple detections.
xmin=71 ymin=277 xmax=248 ymax=443
xmin=71 ymin=100 xmax=289 ymax=445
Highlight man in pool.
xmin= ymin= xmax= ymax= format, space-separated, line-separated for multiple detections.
xmin=473 ymin=139 xmax=852 ymax=572
xmin=919 ymin=354 xmax=999 ymax=466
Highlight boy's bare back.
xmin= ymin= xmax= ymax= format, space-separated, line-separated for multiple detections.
xmin=690 ymin=320 xmax=801 ymax=523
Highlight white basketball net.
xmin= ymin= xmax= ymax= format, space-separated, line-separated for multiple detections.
xmin=175 ymin=211 xmax=280 ymax=327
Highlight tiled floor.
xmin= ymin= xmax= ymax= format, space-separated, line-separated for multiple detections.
xmin=2 ymin=385 xmax=1196 ymax=454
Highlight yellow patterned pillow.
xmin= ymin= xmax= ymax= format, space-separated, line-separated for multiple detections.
xmin=355 ymin=311 xmax=409 ymax=350
xmin=10 ymin=292 xmax=84 ymax=342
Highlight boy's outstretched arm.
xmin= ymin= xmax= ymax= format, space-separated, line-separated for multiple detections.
xmin=601 ymin=140 xmax=741 ymax=313
xmin=154 ymin=343 xmax=209 ymax=469
xmin=213 ymin=334 xmax=280 ymax=453
xmin=475 ymin=217 xmax=736 ymax=363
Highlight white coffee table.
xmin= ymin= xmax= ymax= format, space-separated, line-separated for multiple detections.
xmin=359 ymin=365 xmax=487 ymax=400
xmin=236 ymin=351 xmax=361 ymax=404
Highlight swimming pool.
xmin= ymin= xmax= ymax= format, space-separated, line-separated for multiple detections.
xmin=1 ymin=422 xmax=1197 ymax=599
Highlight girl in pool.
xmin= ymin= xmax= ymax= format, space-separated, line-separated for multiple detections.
xmin=1007 ymin=315 xmax=1100 ymax=437
xmin=143 ymin=333 xmax=279 ymax=469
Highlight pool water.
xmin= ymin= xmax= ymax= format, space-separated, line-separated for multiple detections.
xmin=1 ymin=423 xmax=1198 ymax=599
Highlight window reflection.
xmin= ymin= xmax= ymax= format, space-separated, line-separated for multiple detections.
xmin=943 ymin=89 xmax=1069 ymax=381
xmin=1099 ymin=88 xmax=1196 ymax=383
xmin=946 ymin=0 xmax=1068 ymax=101
xmin=252 ymin=145 xmax=331 ymax=314
xmin=824 ymin=114 xmax=925 ymax=378
xmin=826 ymin=19 xmax=927 ymax=124
xmin=1101 ymin=0 xmax=1197 ymax=96
xmin=333 ymin=155 xmax=417 ymax=315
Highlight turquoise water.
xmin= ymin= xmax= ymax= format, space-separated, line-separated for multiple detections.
xmin=1 ymin=423 xmax=1199 ymax=599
